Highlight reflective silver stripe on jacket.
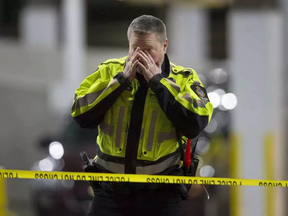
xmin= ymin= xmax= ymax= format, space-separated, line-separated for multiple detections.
xmin=99 ymin=122 xmax=114 ymax=136
xmin=94 ymin=153 xmax=181 ymax=175
xmin=147 ymin=110 xmax=158 ymax=151
xmin=72 ymin=90 xmax=105 ymax=111
xmin=101 ymin=79 xmax=118 ymax=94
xmin=115 ymin=106 xmax=126 ymax=147
xmin=72 ymin=79 xmax=118 ymax=111
xmin=194 ymin=99 xmax=206 ymax=108
xmin=182 ymin=93 xmax=193 ymax=103
xmin=182 ymin=93 xmax=207 ymax=108
xmin=157 ymin=130 xmax=177 ymax=143
xmin=164 ymin=78 xmax=181 ymax=93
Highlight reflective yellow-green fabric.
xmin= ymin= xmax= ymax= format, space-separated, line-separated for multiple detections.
xmin=71 ymin=57 xmax=213 ymax=169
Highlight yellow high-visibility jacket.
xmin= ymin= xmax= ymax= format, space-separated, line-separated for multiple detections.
xmin=71 ymin=54 xmax=213 ymax=175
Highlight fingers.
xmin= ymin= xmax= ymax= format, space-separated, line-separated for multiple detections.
xmin=143 ymin=50 xmax=153 ymax=63
xmin=129 ymin=47 xmax=140 ymax=64
xmin=144 ymin=50 xmax=161 ymax=68
xmin=138 ymin=51 xmax=150 ymax=67
xmin=137 ymin=61 xmax=154 ymax=82
xmin=137 ymin=61 xmax=146 ymax=72
xmin=131 ymin=59 xmax=138 ymax=71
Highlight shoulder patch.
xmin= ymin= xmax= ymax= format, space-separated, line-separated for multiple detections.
xmin=191 ymin=85 xmax=209 ymax=102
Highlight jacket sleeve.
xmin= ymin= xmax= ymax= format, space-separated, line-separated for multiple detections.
xmin=148 ymin=69 xmax=213 ymax=139
xmin=71 ymin=64 xmax=130 ymax=129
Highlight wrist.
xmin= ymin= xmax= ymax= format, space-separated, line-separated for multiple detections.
xmin=114 ymin=72 xmax=131 ymax=85
xmin=148 ymin=74 xmax=164 ymax=89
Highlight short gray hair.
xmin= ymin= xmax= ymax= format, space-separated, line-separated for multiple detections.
xmin=127 ymin=15 xmax=167 ymax=43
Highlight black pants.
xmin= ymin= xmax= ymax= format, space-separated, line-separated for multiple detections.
xmin=87 ymin=183 xmax=184 ymax=216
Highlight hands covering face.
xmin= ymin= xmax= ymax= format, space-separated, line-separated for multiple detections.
xmin=123 ymin=47 xmax=162 ymax=83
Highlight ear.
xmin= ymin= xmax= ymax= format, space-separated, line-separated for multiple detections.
xmin=163 ymin=38 xmax=168 ymax=53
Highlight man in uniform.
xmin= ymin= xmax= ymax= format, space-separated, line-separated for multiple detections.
xmin=71 ymin=15 xmax=213 ymax=216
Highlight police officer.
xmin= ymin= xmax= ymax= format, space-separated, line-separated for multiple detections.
xmin=71 ymin=15 xmax=213 ymax=216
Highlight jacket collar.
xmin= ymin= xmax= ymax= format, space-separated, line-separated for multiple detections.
xmin=161 ymin=53 xmax=171 ymax=78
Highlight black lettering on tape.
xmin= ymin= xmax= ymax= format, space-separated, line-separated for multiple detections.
xmin=218 ymin=180 xmax=226 ymax=185
xmin=76 ymin=175 xmax=86 ymax=181
xmin=4 ymin=172 xmax=18 ymax=179
xmin=35 ymin=173 xmax=58 ymax=180
xmin=200 ymin=180 xmax=215 ymax=185
xmin=146 ymin=177 xmax=169 ymax=184
xmin=173 ymin=178 xmax=185 ymax=184
xmin=102 ymin=176 xmax=130 ymax=183
xmin=259 ymin=181 xmax=283 ymax=187
xmin=88 ymin=175 xmax=103 ymax=182
xmin=61 ymin=175 xmax=74 ymax=180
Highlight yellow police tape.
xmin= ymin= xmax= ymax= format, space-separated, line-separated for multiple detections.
xmin=0 ymin=169 xmax=287 ymax=187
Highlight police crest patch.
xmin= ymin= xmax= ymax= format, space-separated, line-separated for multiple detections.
xmin=191 ymin=85 xmax=209 ymax=101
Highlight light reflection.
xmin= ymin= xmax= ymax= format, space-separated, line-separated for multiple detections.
xmin=39 ymin=158 xmax=54 ymax=171
xmin=204 ymin=118 xmax=218 ymax=133
xmin=209 ymin=68 xmax=228 ymax=84
xmin=207 ymin=92 xmax=220 ymax=108
xmin=222 ymin=93 xmax=237 ymax=110
xmin=200 ymin=165 xmax=215 ymax=177
xmin=49 ymin=141 xmax=64 ymax=160
xmin=196 ymin=137 xmax=211 ymax=155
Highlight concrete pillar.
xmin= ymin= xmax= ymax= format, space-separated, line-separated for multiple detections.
xmin=166 ymin=4 xmax=208 ymax=71
xmin=229 ymin=10 xmax=285 ymax=216
xmin=19 ymin=4 xmax=58 ymax=49
xmin=49 ymin=0 xmax=86 ymax=117
xmin=62 ymin=0 xmax=86 ymax=93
